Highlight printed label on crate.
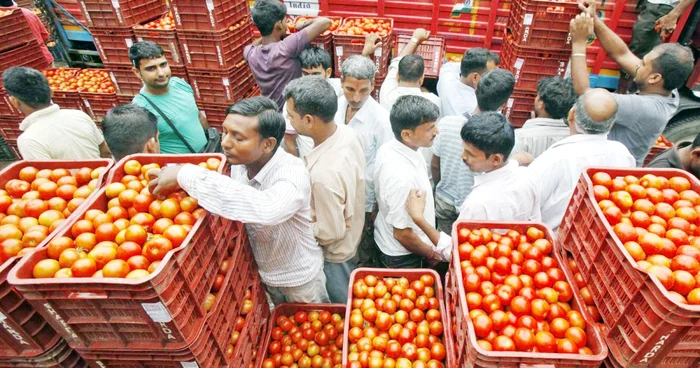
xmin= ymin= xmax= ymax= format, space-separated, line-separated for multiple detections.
xmin=284 ymin=0 xmax=319 ymax=16
xmin=142 ymin=302 xmax=173 ymax=323
xmin=638 ymin=328 xmax=678 ymax=364
xmin=523 ymin=14 xmax=534 ymax=26
xmin=79 ymin=1 xmax=92 ymax=26
xmin=504 ymin=98 xmax=514 ymax=118
xmin=513 ymin=58 xmax=524 ymax=84
xmin=169 ymin=42 xmax=181 ymax=64
xmin=93 ymin=37 xmax=105 ymax=60
xmin=216 ymin=45 xmax=224 ymax=66
xmin=125 ymin=38 xmax=133 ymax=48
xmin=109 ymin=72 xmax=121 ymax=94
xmin=111 ymin=0 xmax=125 ymax=25
xmin=0 ymin=312 xmax=30 ymax=346
xmin=183 ymin=43 xmax=192 ymax=65
xmin=206 ymin=0 xmax=216 ymax=27
xmin=181 ymin=362 xmax=199 ymax=368
xmin=43 ymin=303 xmax=78 ymax=340
xmin=336 ymin=46 xmax=343 ymax=56
xmin=374 ymin=47 xmax=382 ymax=57
xmin=93 ymin=361 xmax=107 ymax=368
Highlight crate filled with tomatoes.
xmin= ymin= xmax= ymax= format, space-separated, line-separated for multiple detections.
xmin=6 ymin=154 xmax=247 ymax=352
xmin=506 ymin=0 xmax=580 ymax=50
xmin=40 ymin=68 xmax=83 ymax=112
xmin=343 ymin=268 xmax=451 ymax=368
xmin=559 ymin=167 xmax=700 ymax=367
xmin=73 ymin=69 xmax=118 ymax=123
xmin=133 ymin=12 xmax=183 ymax=67
xmin=333 ymin=17 xmax=394 ymax=79
xmin=0 ymin=159 xmax=112 ymax=359
xmin=448 ymin=221 xmax=608 ymax=367
xmin=257 ymin=304 xmax=346 ymax=368
xmin=291 ymin=16 xmax=343 ymax=53
xmin=643 ymin=135 xmax=673 ymax=166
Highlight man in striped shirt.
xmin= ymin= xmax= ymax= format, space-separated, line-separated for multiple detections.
xmin=148 ymin=97 xmax=328 ymax=304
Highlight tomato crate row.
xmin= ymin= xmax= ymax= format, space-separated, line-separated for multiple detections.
xmin=0 ymin=90 xmax=19 ymax=117
xmin=0 ymin=159 xmax=113 ymax=358
xmin=78 ymin=0 xmax=166 ymax=28
xmin=333 ymin=17 xmax=394 ymax=79
xmin=0 ymin=42 xmax=51 ymax=72
xmin=501 ymin=35 xmax=570 ymax=93
xmin=448 ymin=221 xmax=608 ymax=367
xmin=91 ymin=27 xmax=137 ymax=65
xmin=0 ymin=8 xmax=36 ymax=53
xmin=558 ymin=167 xmax=700 ymax=367
xmin=41 ymin=69 xmax=119 ymax=122
xmin=171 ymin=0 xmax=250 ymax=31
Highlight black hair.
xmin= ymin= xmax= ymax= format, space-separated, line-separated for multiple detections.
xmin=251 ymin=0 xmax=287 ymax=37
xmin=476 ymin=69 xmax=515 ymax=112
xmin=284 ymin=76 xmax=337 ymax=123
xmin=692 ymin=132 xmax=700 ymax=149
xmin=398 ymin=55 xmax=425 ymax=83
xmin=226 ymin=96 xmax=285 ymax=151
xmin=460 ymin=112 xmax=515 ymax=159
xmin=300 ymin=46 xmax=332 ymax=70
xmin=129 ymin=41 xmax=166 ymax=69
xmin=461 ymin=48 xmax=499 ymax=77
xmin=103 ymin=104 xmax=158 ymax=161
xmin=651 ymin=43 xmax=695 ymax=91
xmin=1 ymin=67 xmax=51 ymax=108
xmin=537 ymin=77 xmax=576 ymax=119
xmin=0 ymin=0 xmax=14 ymax=6
xmin=390 ymin=95 xmax=439 ymax=140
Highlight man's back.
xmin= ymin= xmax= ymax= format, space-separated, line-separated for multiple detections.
xmin=18 ymin=105 xmax=102 ymax=160
xmin=379 ymin=57 xmax=441 ymax=114
xmin=529 ymin=134 xmax=636 ymax=230
xmin=512 ymin=117 xmax=571 ymax=158
xmin=245 ymin=31 xmax=309 ymax=108
xmin=132 ymin=77 xmax=206 ymax=154
xmin=432 ymin=115 xmax=474 ymax=209
xmin=611 ymin=91 xmax=679 ymax=166
xmin=437 ymin=62 xmax=476 ymax=116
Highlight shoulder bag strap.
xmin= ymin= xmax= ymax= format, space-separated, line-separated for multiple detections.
xmin=139 ymin=94 xmax=196 ymax=153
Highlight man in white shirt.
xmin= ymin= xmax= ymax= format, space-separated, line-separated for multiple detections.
xmin=436 ymin=47 xmax=498 ymax=116
xmin=406 ymin=113 xmax=541 ymax=243
xmin=148 ymin=96 xmax=328 ymax=305
xmin=432 ymin=69 xmax=515 ymax=234
xmin=379 ymin=28 xmax=441 ymax=113
xmin=284 ymin=76 xmax=366 ymax=303
xmin=374 ymin=95 xmax=451 ymax=268
xmin=2 ymin=67 xmax=110 ymax=160
xmin=335 ymin=55 xmax=393 ymax=267
xmin=529 ymin=89 xmax=636 ymax=231
xmin=511 ymin=77 xmax=576 ymax=164
xmin=283 ymin=46 xmax=343 ymax=158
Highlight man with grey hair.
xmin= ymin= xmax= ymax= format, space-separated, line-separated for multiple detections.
xmin=529 ymin=88 xmax=635 ymax=231
xmin=335 ymin=54 xmax=393 ymax=267
xmin=284 ymin=76 xmax=366 ymax=303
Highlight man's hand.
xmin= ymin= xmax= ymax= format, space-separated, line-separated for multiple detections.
xmin=570 ymin=13 xmax=594 ymax=44
xmin=406 ymin=189 xmax=427 ymax=222
xmin=412 ymin=28 xmax=430 ymax=44
xmin=148 ymin=165 xmax=184 ymax=199
xmin=362 ymin=33 xmax=382 ymax=56
xmin=577 ymin=0 xmax=597 ymax=19
xmin=656 ymin=13 xmax=678 ymax=39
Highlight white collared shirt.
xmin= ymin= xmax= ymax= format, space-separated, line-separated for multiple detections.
xmin=18 ymin=104 xmax=104 ymax=160
xmin=528 ymin=134 xmax=635 ymax=231
xmin=436 ymin=62 xmax=477 ymax=116
xmin=335 ymin=95 xmax=393 ymax=212
xmin=374 ymin=140 xmax=451 ymax=259
xmin=379 ymin=57 xmax=442 ymax=115
xmin=432 ymin=115 xmax=475 ymax=208
xmin=177 ymin=149 xmax=324 ymax=288
xmin=458 ymin=160 xmax=541 ymax=222
xmin=512 ymin=117 xmax=572 ymax=158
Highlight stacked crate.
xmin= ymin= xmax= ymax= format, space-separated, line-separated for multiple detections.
xmin=501 ymin=0 xmax=578 ymax=127
xmin=172 ymin=0 xmax=256 ymax=131
xmin=78 ymin=0 xmax=167 ymax=104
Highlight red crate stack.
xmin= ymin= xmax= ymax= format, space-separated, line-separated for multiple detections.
xmin=333 ymin=17 xmax=394 ymax=79
xmin=0 ymin=7 xmax=36 ymax=55
xmin=558 ymin=167 xmax=700 ymax=367
xmin=42 ymin=68 xmax=84 ymax=113
xmin=133 ymin=12 xmax=184 ymax=67
xmin=0 ymin=116 xmax=22 ymax=155
xmin=395 ymin=33 xmax=446 ymax=79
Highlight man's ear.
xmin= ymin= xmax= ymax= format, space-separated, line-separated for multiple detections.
xmin=132 ymin=67 xmax=142 ymax=81
xmin=144 ymin=137 xmax=160 ymax=154
xmin=691 ymin=147 xmax=700 ymax=160
xmin=325 ymin=68 xmax=333 ymax=77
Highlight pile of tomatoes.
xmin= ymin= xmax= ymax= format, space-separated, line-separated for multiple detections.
xmin=75 ymin=69 xmax=115 ymax=94
xmin=336 ymin=18 xmax=391 ymax=37
xmin=456 ymin=227 xmax=594 ymax=355
xmin=137 ymin=12 xmax=175 ymax=30
xmin=0 ymin=165 xmax=106 ymax=265
xmin=261 ymin=309 xmax=344 ymax=368
xmin=29 ymin=158 xmax=220 ymax=280
xmin=653 ymin=136 xmax=672 ymax=149
xmin=227 ymin=285 xmax=254 ymax=358
xmin=42 ymin=68 xmax=80 ymax=92
xmin=290 ymin=16 xmax=341 ymax=36
xmin=228 ymin=18 xmax=248 ymax=32
xmin=347 ymin=273 xmax=447 ymax=368
xmin=593 ymin=172 xmax=700 ymax=304
xmin=565 ymin=257 xmax=603 ymax=324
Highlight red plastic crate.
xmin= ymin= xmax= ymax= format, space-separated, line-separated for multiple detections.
xmin=177 ymin=21 xmax=253 ymax=71
xmin=133 ymin=18 xmax=183 ymax=67
xmin=170 ymin=0 xmax=249 ymax=31
xmin=503 ymin=90 xmax=537 ymax=128
xmin=105 ymin=64 xmax=142 ymax=97
xmin=79 ymin=91 xmax=119 ymax=123
xmin=436 ymin=0 xmax=509 ymax=52
xmin=78 ymin=0 xmax=166 ymax=28
xmin=0 ymin=42 xmax=51 ymax=71
xmin=44 ymin=67 xmax=84 ymax=111
xmin=395 ymin=33 xmax=445 ymax=79
xmin=0 ymin=338 xmax=85 ymax=367
xmin=558 ymin=167 xmax=700 ymax=367
xmin=333 ymin=17 xmax=394 ymax=78
xmin=91 ymin=27 xmax=136 ymax=65
xmin=0 ymin=90 xmax=19 ymax=117
xmin=643 ymin=135 xmax=673 ymax=167
xmin=501 ymin=35 xmax=570 ymax=92
xmin=372 ymin=75 xmax=384 ymax=103
xmin=0 ymin=7 xmax=35 ymax=53
xmin=506 ymin=0 xmax=580 ymax=50
xmin=256 ymin=303 xmax=346 ymax=368
xmin=342 ymin=268 xmax=452 ymax=367
xmin=198 ymin=102 xmax=231 ymax=131
xmin=448 ymin=221 xmax=608 ymax=367
xmin=0 ymin=117 xmax=22 ymax=142
xmin=0 ymin=159 xmax=112 ymax=358
xmin=188 ymin=65 xmax=256 ymax=104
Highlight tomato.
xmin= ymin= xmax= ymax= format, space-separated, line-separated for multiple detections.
xmin=47 ymin=236 xmax=74 ymax=259
xmin=102 ymin=259 xmax=130 ymax=278
xmin=33 ymin=258 xmax=60 ymax=278
xmin=71 ymin=257 xmax=97 ymax=278
xmin=163 ymin=224 xmax=188 ymax=247
xmin=142 ymin=237 xmax=173 ymax=262
xmin=124 ymin=224 xmax=148 ymax=245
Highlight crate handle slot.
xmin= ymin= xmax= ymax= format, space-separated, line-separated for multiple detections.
xmin=67 ymin=291 xmax=109 ymax=299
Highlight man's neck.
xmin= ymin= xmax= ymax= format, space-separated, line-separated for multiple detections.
xmin=487 ymin=161 xmax=508 ymax=173
xmin=20 ymin=104 xmax=49 ymax=117
xmin=678 ymin=144 xmax=693 ymax=171
xmin=312 ymin=123 xmax=338 ymax=147
xmin=145 ymin=84 xmax=169 ymax=96
xmin=639 ymin=85 xmax=673 ymax=97
xmin=400 ymin=140 xmax=419 ymax=151
xmin=246 ymin=151 xmax=276 ymax=180
xmin=261 ymin=34 xmax=282 ymax=45
xmin=399 ymin=81 xmax=422 ymax=89
xmin=460 ymin=76 xmax=476 ymax=89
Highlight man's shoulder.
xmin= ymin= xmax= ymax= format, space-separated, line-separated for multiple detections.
xmin=437 ymin=115 xmax=466 ymax=130
xmin=53 ymin=108 xmax=95 ymax=124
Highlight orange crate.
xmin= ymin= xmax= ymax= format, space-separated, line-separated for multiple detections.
xmin=448 ymin=221 xmax=608 ymax=367
xmin=558 ymin=167 xmax=700 ymax=367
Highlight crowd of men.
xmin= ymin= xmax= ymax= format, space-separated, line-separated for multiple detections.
xmin=2 ymin=0 xmax=700 ymax=305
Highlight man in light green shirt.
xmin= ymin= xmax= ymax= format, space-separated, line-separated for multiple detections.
xmin=129 ymin=41 xmax=208 ymax=154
